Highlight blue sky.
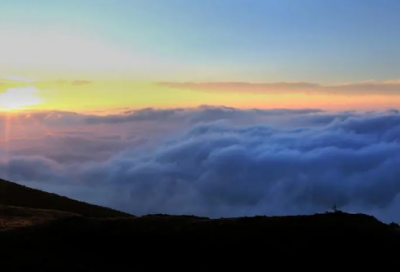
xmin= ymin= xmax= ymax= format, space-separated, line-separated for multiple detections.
xmin=1 ymin=0 xmax=399 ymax=83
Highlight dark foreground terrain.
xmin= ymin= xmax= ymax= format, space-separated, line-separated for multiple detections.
xmin=0 ymin=178 xmax=130 ymax=217
xmin=1 ymin=178 xmax=400 ymax=271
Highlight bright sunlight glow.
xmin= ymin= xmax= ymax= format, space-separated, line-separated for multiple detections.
xmin=0 ymin=86 xmax=43 ymax=110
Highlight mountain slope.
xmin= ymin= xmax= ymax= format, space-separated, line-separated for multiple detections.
xmin=1 ymin=177 xmax=400 ymax=270
xmin=0 ymin=178 xmax=131 ymax=218
xmin=0 ymin=205 xmax=79 ymax=231
xmin=1 ymin=211 xmax=400 ymax=271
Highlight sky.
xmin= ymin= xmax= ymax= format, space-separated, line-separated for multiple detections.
xmin=1 ymin=0 xmax=400 ymax=111
xmin=2 ymin=1 xmax=400 ymax=223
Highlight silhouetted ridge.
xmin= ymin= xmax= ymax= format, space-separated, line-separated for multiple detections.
xmin=0 ymin=178 xmax=131 ymax=218
xmin=1 ymin=177 xmax=400 ymax=271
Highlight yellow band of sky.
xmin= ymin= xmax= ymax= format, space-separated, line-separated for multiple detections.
xmin=1 ymin=79 xmax=399 ymax=112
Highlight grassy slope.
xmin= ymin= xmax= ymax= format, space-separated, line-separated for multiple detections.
xmin=0 ymin=178 xmax=131 ymax=217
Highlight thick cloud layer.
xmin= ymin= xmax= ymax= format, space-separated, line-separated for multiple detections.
xmin=2 ymin=106 xmax=400 ymax=223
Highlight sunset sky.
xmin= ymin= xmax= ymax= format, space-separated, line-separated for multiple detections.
xmin=1 ymin=0 xmax=400 ymax=111
xmin=2 ymin=1 xmax=400 ymax=222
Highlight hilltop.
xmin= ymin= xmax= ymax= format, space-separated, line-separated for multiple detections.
xmin=0 ymin=177 xmax=400 ymax=270
xmin=0 ymin=178 xmax=131 ymax=218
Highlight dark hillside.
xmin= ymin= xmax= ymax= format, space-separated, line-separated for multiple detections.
xmin=1 ymin=178 xmax=400 ymax=271
xmin=0 ymin=178 xmax=131 ymax=217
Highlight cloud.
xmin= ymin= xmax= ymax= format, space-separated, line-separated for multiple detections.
xmin=54 ymin=80 xmax=92 ymax=85
xmin=2 ymin=106 xmax=400 ymax=223
xmin=157 ymin=80 xmax=400 ymax=95
xmin=71 ymin=80 xmax=91 ymax=86
xmin=0 ymin=106 xmax=322 ymax=128
xmin=324 ymin=81 xmax=400 ymax=95
xmin=158 ymin=81 xmax=321 ymax=92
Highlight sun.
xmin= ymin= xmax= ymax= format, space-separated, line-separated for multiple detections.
xmin=0 ymin=86 xmax=43 ymax=111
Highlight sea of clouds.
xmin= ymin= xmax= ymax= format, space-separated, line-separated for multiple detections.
xmin=1 ymin=105 xmax=400 ymax=223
